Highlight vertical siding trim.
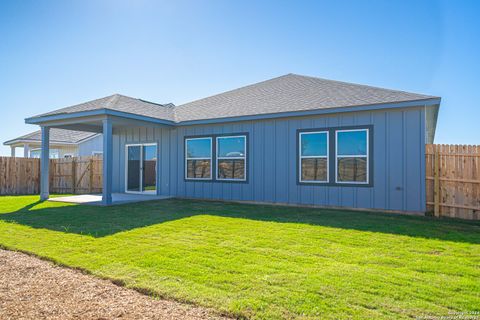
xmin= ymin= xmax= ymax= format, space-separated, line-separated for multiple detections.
xmin=403 ymin=111 xmax=407 ymax=211
xmin=385 ymin=112 xmax=390 ymax=209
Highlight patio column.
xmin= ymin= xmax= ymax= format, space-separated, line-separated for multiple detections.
xmin=10 ymin=146 xmax=15 ymax=157
xmin=23 ymin=143 xmax=30 ymax=158
xmin=102 ymin=118 xmax=113 ymax=205
xmin=40 ymin=126 xmax=50 ymax=201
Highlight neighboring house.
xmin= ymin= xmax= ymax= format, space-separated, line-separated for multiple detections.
xmin=25 ymin=74 xmax=440 ymax=212
xmin=3 ymin=129 xmax=103 ymax=158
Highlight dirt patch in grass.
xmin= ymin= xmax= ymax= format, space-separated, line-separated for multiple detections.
xmin=0 ymin=249 xmax=229 ymax=320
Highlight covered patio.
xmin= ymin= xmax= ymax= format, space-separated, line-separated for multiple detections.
xmin=25 ymin=95 xmax=176 ymax=205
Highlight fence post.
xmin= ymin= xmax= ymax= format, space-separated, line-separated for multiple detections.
xmin=433 ymin=145 xmax=440 ymax=217
xmin=89 ymin=158 xmax=94 ymax=194
xmin=71 ymin=158 xmax=77 ymax=194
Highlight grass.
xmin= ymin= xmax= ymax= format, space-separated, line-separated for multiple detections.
xmin=0 ymin=195 xmax=479 ymax=319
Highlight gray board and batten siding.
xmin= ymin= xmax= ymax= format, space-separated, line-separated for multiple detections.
xmin=112 ymin=105 xmax=427 ymax=212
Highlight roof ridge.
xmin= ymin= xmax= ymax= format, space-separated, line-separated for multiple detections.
xmin=137 ymin=98 xmax=174 ymax=108
xmin=105 ymin=94 xmax=121 ymax=109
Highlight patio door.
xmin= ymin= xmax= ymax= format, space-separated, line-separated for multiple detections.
xmin=125 ymin=144 xmax=157 ymax=194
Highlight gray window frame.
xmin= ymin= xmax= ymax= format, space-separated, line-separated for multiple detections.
xmin=335 ymin=128 xmax=369 ymax=185
xmin=184 ymin=137 xmax=213 ymax=181
xmin=216 ymin=135 xmax=247 ymax=182
xmin=298 ymin=131 xmax=329 ymax=183
xmin=184 ymin=132 xmax=249 ymax=183
xmin=297 ymin=125 xmax=373 ymax=187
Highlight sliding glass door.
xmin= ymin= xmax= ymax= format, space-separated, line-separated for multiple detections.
xmin=126 ymin=144 xmax=157 ymax=193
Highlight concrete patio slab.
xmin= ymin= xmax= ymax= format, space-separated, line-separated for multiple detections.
xmin=48 ymin=193 xmax=172 ymax=206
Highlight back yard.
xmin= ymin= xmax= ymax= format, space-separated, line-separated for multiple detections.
xmin=0 ymin=196 xmax=478 ymax=319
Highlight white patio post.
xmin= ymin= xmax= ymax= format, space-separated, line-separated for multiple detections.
xmin=10 ymin=146 xmax=15 ymax=157
xmin=40 ymin=126 xmax=50 ymax=200
xmin=102 ymin=118 xmax=113 ymax=205
xmin=23 ymin=143 xmax=30 ymax=158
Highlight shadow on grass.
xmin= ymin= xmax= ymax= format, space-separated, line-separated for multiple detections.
xmin=0 ymin=198 xmax=479 ymax=243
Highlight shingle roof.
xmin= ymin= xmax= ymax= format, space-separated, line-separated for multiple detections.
xmin=4 ymin=129 xmax=98 ymax=145
xmin=36 ymin=94 xmax=176 ymax=121
xmin=28 ymin=74 xmax=439 ymax=124
xmin=174 ymin=74 xmax=438 ymax=122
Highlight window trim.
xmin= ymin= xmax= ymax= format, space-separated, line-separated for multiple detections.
xmin=335 ymin=128 xmax=369 ymax=185
xmin=297 ymin=125 xmax=373 ymax=187
xmin=298 ymin=131 xmax=329 ymax=183
xmin=124 ymin=142 xmax=158 ymax=194
xmin=185 ymin=137 xmax=213 ymax=181
xmin=215 ymin=135 xmax=247 ymax=182
xmin=183 ymin=133 xmax=249 ymax=183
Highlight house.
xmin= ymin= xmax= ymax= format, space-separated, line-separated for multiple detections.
xmin=24 ymin=74 xmax=440 ymax=212
xmin=4 ymin=129 xmax=103 ymax=158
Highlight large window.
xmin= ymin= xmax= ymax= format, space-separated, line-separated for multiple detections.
xmin=335 ymin=129 xmax=369 ymax=184
xmin=298 ymin=127 xmax=371 ymax=185
xmin=184 ymin=134 xmax=248 ymax=182
xmin=216 ymin=135 xmax=247 ymax=181
xmin=185 ymin=137 xmax=212 ymax=180
xmin=299 ymin=131 xmax=328 ymax=183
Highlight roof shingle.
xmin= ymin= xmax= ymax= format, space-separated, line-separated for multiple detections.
xmin=28 ymin=74 xmax=439 ymax=124
xmin=174 ymin=74 xmax=438 ymax=122
xmin=36 ymin=94 xmax=176 ymax=121
xmin=4 ymin=129 xmax=97 ymax=145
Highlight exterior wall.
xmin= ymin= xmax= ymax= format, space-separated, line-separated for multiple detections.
xmin=112 ymin=106 xmax=426 ymax=212
xmin=78 ymin=134 xmax=103 ymax=156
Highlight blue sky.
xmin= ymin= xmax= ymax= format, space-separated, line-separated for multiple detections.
xmin=0 ymin=0 xmax=479 ymax=156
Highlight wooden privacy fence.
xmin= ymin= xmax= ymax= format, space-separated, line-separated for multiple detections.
xmin=2 ymin=147 xmax=480 ymax=220
xmin=426 ymin=144 xmax=480 ymax=220
xmin=50 ymin=156 xmax=102 ymax=194
xmin=0 ymin=156 xmax=102 ymax=195
xmin=0 ymin=157 xmax=40 ymax=195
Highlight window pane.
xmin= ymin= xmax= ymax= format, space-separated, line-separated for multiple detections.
xmin=186 ymin=139 xmax=211 ymax=158
xmin=301 ymin=158 xmax=327 ymax=181
xmin=337 ymin=157 xmax=367 ymax=182
xmin=127 ymin=146 xmax=141 ymax=191
xmin=218 ymin=136 xmax=245 ymax=158
xmin=337 ymin=130 xmax=367 ymax=156
xmin=143 ymin=145 xmax=157 ymax=191
xmin=301 ymin=132 xmax=327 ymax=157
xmin=187 ymin=159 xmax=211 ymax=178
xmin=217 ymin=159 xmax=245 ymax=180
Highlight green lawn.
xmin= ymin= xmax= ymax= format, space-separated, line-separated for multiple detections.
xmin=0 ymin=196 xmax=479 ymax=319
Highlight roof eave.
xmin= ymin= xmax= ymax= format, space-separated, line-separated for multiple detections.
xmin=24 ymin=97 xmax=441 ymax=128
xmin=25 ymin=108 xmax=176 ymax=126
xmin=3 ymin=139 xmax=79 ymax=146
